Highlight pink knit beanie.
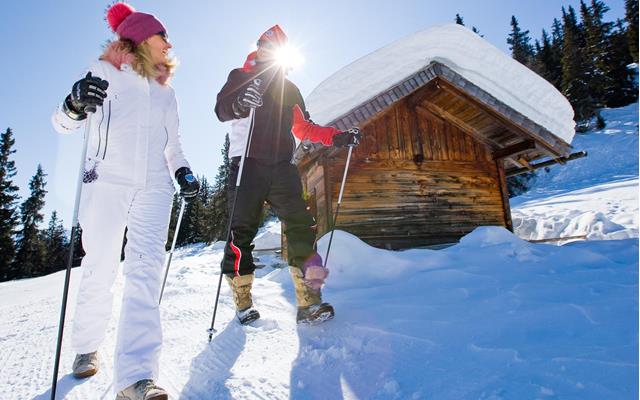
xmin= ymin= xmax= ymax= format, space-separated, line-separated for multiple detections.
xmin=106 ymin=3 xmax=167 ymax=45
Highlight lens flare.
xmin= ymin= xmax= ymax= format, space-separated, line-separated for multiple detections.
xmin=273 ymin=44 xmax=304 ymax=70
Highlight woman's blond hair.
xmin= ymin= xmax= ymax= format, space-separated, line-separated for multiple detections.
xmin=101 ymin=38 xmax=177 ymax=84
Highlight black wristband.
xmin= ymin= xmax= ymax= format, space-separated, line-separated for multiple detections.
xmin=62 ymin=95 xmax=87 ymax=121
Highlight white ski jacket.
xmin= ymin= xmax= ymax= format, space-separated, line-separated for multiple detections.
xmin=52 ymin=60 xmax=189 ymax=188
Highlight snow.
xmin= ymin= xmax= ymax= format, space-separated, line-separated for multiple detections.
xmin=0 ymin=102 xmax=637 ymax=398
xmin=512 ymin=102 xmax=639 ymax=243
xmin=306 ymin=24 xmax=576 ymax=144
xmin=1 ymin=228 xmax=637 ymax=399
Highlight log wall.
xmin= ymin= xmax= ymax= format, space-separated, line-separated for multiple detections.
xmin=300 ymin=97 xmax=508 ymax=249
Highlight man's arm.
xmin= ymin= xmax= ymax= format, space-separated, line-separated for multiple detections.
xmin=214 ymin=69 xmax=250 ymax=122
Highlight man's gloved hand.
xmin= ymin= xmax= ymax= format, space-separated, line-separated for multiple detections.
xmin=63 ymin=72 xmax=109 ymax=120
xmin=175 ymin=167 xmax=200 ymax=202
xmin=301 ymin=253 xmax=329 ymax=290
xmin=332 ymin=127 xmax=362 ymax=148
xmin=232 ymin=81 xmax=263 ymax=118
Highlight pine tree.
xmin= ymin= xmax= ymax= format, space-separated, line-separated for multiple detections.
xmin=626 ymin=0 xmax=639 ymax=62
xmin=561 ymin=6 xmax=596 ymax=125
xmin=13 ymin=165 xmax=47 ymax=278
xmin=546 ymin=18 xmax=566 ymax=90
xmin=182 ymin=176 xmax=211 ymax=244
xmin=532 ymin=31 xmax=556 ymax=83
xmin=0 ymin=128 xmax=20 ymax=281
xmin=43 ymin=211 xmax=68 ymax=275
xmin=507 ymin=16 xmax=535 ymax=66
xmin=606 ymin=18 xmax=638 ymax=106
xmin=579 ymin=0 xmax=615 ymax=108
xmin=210 ymin=134 xmax=231 ymax=241
xmin=454 ymin=13 xmax=482 ymax=36
xmin=166 ymin=193 xmax=182 ymax=249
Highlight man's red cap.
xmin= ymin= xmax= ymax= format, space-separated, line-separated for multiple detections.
xmin=257 ymin=25 xmax=288 ymax=46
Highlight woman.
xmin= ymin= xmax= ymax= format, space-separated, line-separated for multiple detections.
xmin=51 ymin=3 xmax=199 ymax=399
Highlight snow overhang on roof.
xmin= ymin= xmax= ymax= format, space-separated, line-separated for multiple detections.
xmin=305 ymin=23 xmax=576 ymax=145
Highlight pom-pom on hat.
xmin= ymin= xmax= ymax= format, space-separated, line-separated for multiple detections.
xmin=106 ymin=2 xmax=167 ymax=45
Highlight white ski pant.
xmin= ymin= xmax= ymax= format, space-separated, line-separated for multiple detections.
xmin=71 ymin=180 xmax=174 ymax=392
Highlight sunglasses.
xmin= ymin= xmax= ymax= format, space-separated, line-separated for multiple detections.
xmin=256 ymin=40 xmax=278 ymax=49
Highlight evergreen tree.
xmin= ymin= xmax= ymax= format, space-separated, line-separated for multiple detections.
xmin=454 ymin=13 xmax=482 ymax=36
xmin=182 ymin=176 xmax=211 ymax=244
xmin=532 ymin=31 xmax=557 ymax=84
xmin=545 ymin=18 xmax=566 ymax=90
xmin=166 ymin=193 xmax=182 ymax=248
xmin=210 ymin=134 xmax=231 ymax=241
xmin=0 ymin=128 xmax=20 ymax=281
xmin=507 ymin=15 xmax=535 ymax=66
xmin=561 ymin=6 xmax=596 ymax=125
xmin=507 ymin=172 xmax=536 ymax=198
xmin=13 ymin=165 xmax=47 ymax=278
xmin=43 ymin=211 xmax=68 ymax=275
xmin=580 ymin=0 xmax=615 ymax=108
xmin=626 ymin=0 xmax=639 ymax=62
xmin=606 ymin=18 xmax=638 ymax=106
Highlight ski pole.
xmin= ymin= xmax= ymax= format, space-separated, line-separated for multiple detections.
xmin=208 ymin=78 xmax=262 ymax=341
xmin=159 ymin=198 xmax=187 ymax=305
xmin=51 ymin=110 xmax=95 ymax=400
xmin=323 ymin=142 xmax=355 ymax=269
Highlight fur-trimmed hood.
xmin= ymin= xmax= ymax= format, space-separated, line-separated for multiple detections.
xmin=100 ymin=41 xmax=171 ymax=85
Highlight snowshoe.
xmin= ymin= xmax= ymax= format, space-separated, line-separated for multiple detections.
xmin=237 ymin=307 xmax=261 ymax=325
xmin=296 ymin=303 xmax=334 ymax=324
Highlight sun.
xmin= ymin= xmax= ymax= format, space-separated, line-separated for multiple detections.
xmin=273 ymin=44 xmax=305 ymax=70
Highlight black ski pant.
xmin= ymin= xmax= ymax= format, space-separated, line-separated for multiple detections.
xmin=222 ymin=157 xmax=317 ymax=277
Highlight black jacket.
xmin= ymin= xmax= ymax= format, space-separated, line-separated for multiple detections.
xmin=215 ymin=66 xmax=309 ymax=163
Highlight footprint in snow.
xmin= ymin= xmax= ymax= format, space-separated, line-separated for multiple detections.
xmin=244 ymin=319 xmax=280 ymax=331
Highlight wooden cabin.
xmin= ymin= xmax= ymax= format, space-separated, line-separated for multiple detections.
xmin=286 ymin=25 xmax=576 ymax=251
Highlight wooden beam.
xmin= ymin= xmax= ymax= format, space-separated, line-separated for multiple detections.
xmin=416 ymin=102 xmax=500 ymax=151
xmin=407 ymin=78 xmax=440 ymax=108
xmin=495 ymin=159 xmax=514 ymax=232
xmin=492 ymin=140 xmax=536 ymax=160
xmin=436 ymin=79 xmax=567 ymax=158
xmin=506 ymin=151 xmax=587 ymax=177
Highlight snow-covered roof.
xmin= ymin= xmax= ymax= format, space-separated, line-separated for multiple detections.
xmin=306 ymin=24 xmax=576 ymax=144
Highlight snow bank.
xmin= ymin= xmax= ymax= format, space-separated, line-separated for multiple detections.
xmin=306 ymin=23 xmax=575 ymax=143
xmin=512 ymin=102 xmax=639 ymax=243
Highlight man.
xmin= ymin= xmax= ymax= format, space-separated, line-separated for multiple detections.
xmin=214 ymin=25 xmax=360 ymax=325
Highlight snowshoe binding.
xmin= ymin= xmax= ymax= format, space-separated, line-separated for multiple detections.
xmin=237 ymin=307 xmax=260 ymax=325
xmin=296 ymin=303 xmax=334 ymax=324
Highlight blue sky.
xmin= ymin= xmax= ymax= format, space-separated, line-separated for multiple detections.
xmin=0 ymin=0 xmax=627 ymax=226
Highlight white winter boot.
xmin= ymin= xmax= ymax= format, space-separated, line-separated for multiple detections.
xmin=115 ymin=379 xmax=168 ymax=400
xmin=72 ymin=351 xmax=99 ymax=378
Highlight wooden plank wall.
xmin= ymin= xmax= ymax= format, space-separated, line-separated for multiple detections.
xmin=311 ymin=97 xmax=507 ymax=249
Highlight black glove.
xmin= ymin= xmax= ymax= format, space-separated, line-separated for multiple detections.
xmin=232 ymin=81 xmax=263 ymax=118
xmin=332 ymin=128 xmax=362 ymax=148
xmin=63 ymin=72 xmax=109 ymax=120
xmin=175 ymin=167 xmax=200 ymax=201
